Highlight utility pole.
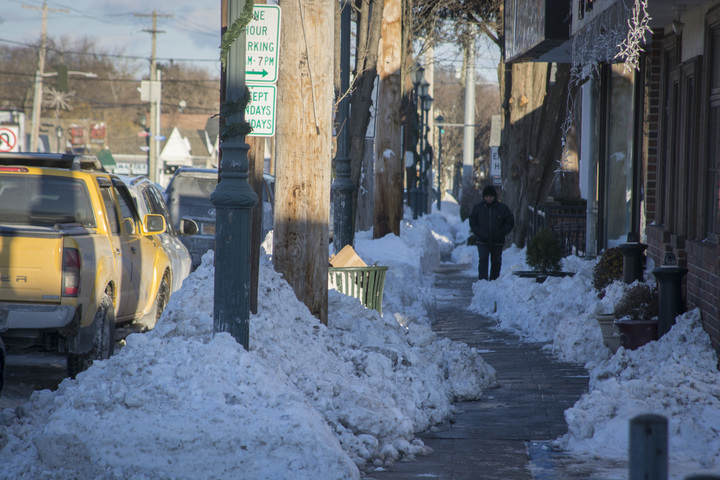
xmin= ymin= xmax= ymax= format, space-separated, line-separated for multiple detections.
xmin=373 ymin=0 xmax=403 ymax=239
xmin=25 ymin=1 xmax=68 ymax=152
xmin=275 ymin=0 xmax=334 ymax=323
xmin=135 ymin=10 xmax=171 ymax=183
xmin=462 ymin=29 xmax=476 ymax=200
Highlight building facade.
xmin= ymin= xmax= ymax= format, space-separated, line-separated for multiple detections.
xmin=505 ymin=0 xmax=720 ymax=352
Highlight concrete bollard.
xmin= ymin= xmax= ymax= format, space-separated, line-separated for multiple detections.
xmin=629 ymin=414 xmax=668 ymax=480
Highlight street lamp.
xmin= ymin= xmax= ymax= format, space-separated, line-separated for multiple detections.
xmin=409 ymin=64 xmax=425 ymax=219
xmin=419 ymin=90 xmax=432 ymax=215
xmin=436 ymin=114 xmax=444 ymax=211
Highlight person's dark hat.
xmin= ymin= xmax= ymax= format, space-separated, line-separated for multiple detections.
xmin=482 ymin=185 xmax=497 ymax=198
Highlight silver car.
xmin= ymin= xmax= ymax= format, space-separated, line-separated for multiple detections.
xmin=120 ymin=176 xmax=197 ymax=293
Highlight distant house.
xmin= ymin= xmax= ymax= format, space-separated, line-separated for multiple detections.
xmin=505 ymin=0 xmax=720 ymax=353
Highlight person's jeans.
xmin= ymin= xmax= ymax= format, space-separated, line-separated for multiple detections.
xmin=477 ymin=244 xmax=503 ymax=281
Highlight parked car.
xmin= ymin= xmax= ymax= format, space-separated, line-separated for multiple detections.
xmin=165 ymin=168 xmax=275 ymax=269
xmin=119 ymin=175 xmax=198 ymax=295
xmin=164 ymin=168 xmax=218 ymax=270
xmin=0 ymin=153 xmax=171 ymax=378
xmin=261 ymin=173 xmax=274 ymax=239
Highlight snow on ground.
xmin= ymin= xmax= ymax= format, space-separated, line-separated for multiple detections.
xmin=2 ymin=194 xmax=720 ymax=479
xmin=470 ymin=246 xmax=720 ymax=479
xmin=0 ymin=200 xmax=496 ymax=479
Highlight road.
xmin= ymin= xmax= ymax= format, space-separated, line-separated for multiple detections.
xmin=0 ymin=347 xmax=68 ymax=410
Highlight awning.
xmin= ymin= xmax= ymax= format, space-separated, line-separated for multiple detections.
xmin=97 ymin=148 xmax=117 ymax=169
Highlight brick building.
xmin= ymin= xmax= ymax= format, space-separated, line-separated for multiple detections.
xmin=504 ymin=0 xmax=720 ymax=352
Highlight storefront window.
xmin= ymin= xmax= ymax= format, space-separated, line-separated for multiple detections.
xmin=604 ymin=63 xmax=636 ymax=247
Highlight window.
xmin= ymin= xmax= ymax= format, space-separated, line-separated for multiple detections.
xmin=604 ymin=63 xmax=636 ymax=246
xmin=100 ymin=187 xmax=120 ymax=235
xmin=142 ymin=184 xmax=176 ymax=235
xmin=706 ymin=22 xmax=720 ymax=240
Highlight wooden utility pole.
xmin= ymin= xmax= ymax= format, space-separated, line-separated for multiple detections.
xmin=274 ymin=0 xmax=334 ymax=323
xmin=373 ymin=0 xmax=403 ymax=238
xmin=135 ymin=10 xmax=172 ymax=182
xmin=25 ymin=1 xmax=68 ymax=152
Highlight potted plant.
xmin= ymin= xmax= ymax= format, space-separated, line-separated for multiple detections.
xmin=613 ymin=283 xmax=659 ymax=350
xmin=514 ymin=227 xmax=574 ymax=282
xmin=592 ymin=247 xmax=625 ymax=353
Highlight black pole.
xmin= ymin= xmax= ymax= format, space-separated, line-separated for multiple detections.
xmin=211 ymin=0 xmax=258 ymax=349
xmin=332 ymin=0 xmax=354 ymax=253
xmin=409 ymin=82 xmax=420 ymax=219
xmin=436 ymin=117 xmax=443 ymax=210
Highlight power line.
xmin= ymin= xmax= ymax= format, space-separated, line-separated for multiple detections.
xmin=0 ymin=37 xmax=218 ymax=63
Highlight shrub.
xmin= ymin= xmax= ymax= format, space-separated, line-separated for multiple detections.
xmin=526 ymin=227 xmax=563 ymax=273
xmin=614 ymin=283 xmax=658 ymax=322
xmin=592 ymin=247 xmax=624 ymax=292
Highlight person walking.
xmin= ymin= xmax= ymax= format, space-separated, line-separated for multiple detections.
xmin=468 ymin=185 xmax=514 ymax=281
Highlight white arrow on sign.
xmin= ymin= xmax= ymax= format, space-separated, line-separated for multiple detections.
xmin=246 ymin=5 xmax=281 ymax=84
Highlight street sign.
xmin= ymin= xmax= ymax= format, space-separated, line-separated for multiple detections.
xmin=246 ymin=85 xmax=277 ymax=137
xmin=246 ymin=5 xmax=281 ymax=84
xmin=490 ymin=146 xmax=501 ymax=176
xmin=0 ymin=127 xmax=19 ymax=152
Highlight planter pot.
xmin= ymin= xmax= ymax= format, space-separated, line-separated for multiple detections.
xmin=512 ymin=271 xmax=576 ymax=283
xmin=614 ymin=319 xmax=658 ymax=350
xmin=596 ymin=313 xmax=622 ymax=353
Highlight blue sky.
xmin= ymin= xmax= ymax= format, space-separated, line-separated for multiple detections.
xmin=0 ymin=0 xmax=222 ymax=74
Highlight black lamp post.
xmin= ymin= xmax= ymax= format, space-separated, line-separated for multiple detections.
xmin=419 ymin=85 xmax=432 ymax=215
xmin=436 ymin=114 xmax=444 ymax=210
xmin=139 ymin=114 xmax=150 ymax=168
xmin=410 ymin=64 xmax=424 ymax=219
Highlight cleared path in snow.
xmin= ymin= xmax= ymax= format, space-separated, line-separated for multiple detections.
xmin=364 ymin=265 xmax=622 ymax=480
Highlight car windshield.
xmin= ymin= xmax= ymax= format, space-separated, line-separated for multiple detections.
xmin=167 ymin=175 xmax=217 ymax=204
xmin=0 ymin=175 xmax=96 ymax=227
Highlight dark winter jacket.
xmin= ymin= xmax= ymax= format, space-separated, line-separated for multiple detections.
xmin=468 ymin=199 xmax=515 ymax=247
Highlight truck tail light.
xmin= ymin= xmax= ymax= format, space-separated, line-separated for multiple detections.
xmin=62 ymin=248 xmax=81 ymax=297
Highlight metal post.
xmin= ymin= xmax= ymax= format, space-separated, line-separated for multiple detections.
xmin=436 ymin=115 xmax=444 ymax=210
xmin=652 ymin=252 xmax=688 ymax=337
xmin=211 ymin=0 xmax=258 ymax=349
xmin=629 ymin=414 xmax=668 ymax=480
xmin=332 ymin=0 xmax=354 ymax=254
xmin=410 ymin=67 xmax=422 ymax=220
xmin=619 ymin=232 xmax=647 ymax=284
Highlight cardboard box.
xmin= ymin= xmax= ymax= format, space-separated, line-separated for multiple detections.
xmin=329 ymin=245 xmax=366 ymax=267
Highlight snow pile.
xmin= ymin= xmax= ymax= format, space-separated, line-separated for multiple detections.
xmin=469 ymin=246 xmax=720 ymax=477
xmin=0 ymin=211 xmax=496 ymax=479
xmin=560 ymin=309 xmax=720 ymax=473
xmin=470 ymin=247 xmax=609 ymax=365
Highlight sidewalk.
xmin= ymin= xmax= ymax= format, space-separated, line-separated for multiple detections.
xmin=363 ymin=265 xmax=624 ymax=480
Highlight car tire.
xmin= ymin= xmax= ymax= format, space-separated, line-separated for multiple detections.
xmin=67 ymin=293 xmax=115 ymax=379
xmin=136 ymin=275 xmax=169 ymax=331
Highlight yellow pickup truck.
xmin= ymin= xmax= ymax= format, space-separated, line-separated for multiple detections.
xmin=0 ymin=153 xmax=172 ymax=382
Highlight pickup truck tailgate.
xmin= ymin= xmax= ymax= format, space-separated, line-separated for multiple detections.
xmin=0 ymin=233 xmax=63 ymax=303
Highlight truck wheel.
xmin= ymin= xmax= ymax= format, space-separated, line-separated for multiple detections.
xmin=0 ymin=336 xmax=5 ymax=396
xmin=136 ymin=276 xmax=169 ymax=331
xmin=67 ymin=294 xmax=115 ymax=379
